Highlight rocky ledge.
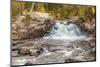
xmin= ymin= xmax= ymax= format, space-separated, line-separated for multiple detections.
xmin=12 ymin=12 xmax=55 ymax=40
xmin=12 ymin=38 xmax=96 ymax=65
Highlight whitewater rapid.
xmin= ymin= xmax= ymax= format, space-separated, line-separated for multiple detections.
xmin=44 ymin=21 xmax=92 ymax=41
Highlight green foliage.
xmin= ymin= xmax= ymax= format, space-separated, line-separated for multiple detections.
xmin=12 ymin=0 xmax=96 ymax=21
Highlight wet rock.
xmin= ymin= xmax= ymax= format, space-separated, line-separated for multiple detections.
xmin=33 ymin=52 xmax=65 ymax=64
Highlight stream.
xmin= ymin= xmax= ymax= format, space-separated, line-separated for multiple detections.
xmin=12 ymin=21 xmax=96 ymax=66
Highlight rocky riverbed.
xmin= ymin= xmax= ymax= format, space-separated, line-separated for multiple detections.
xmin=12 ymin=38 xmax=96 ymax=66
xmin=11 ymin=12 xmax=96 ymax=66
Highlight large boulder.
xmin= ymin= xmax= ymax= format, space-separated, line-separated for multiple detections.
xmin=80 ymin=22 xmax=96 ymax=37
xmin=12 ymin=12 xmax=55 ymax=40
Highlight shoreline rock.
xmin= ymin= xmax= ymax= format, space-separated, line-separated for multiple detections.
xmin=12 ymin=12 xmax=55 ymax=40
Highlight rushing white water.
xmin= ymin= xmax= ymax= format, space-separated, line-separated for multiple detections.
xmin=44 ymin=21 xmax=92 ymax=41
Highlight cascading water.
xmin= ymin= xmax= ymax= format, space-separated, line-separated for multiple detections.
xmin=44 ymin=21 xmax=92 ymax=41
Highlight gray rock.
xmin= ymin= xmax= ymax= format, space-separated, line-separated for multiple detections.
xmin=71 ymin=49 xmax=82 ymax=57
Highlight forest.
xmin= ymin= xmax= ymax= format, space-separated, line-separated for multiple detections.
xmin=12 ymin=0 xmax=96 ymax=20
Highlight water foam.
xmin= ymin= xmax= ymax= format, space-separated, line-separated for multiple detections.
xmin=44 ymin=21 xmax=92 ymax=41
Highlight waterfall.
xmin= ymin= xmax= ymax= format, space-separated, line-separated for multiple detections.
xmin=44 ymin=21 xmax=92 ymax=40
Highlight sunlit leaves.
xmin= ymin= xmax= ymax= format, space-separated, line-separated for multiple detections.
xmin=12 ymin=1 xmax=96 ymax=21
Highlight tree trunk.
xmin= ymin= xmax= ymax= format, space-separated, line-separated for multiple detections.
xmin=30 ymin=3 xmax=35 ymax=14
